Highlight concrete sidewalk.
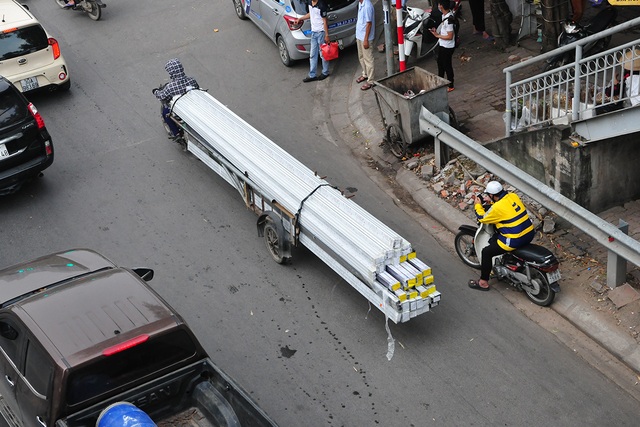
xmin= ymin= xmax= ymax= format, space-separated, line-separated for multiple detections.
xmin=325 ymin=0 xmax=640 ymax=388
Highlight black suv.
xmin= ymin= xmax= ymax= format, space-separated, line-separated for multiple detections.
xmin=0 ymin=75 xmax=54 ymax=194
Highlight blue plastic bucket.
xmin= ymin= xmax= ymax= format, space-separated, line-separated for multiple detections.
xmin=96 ymin=402 xmax=157 ymax=427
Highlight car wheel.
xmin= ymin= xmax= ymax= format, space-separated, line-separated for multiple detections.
xmin=277 ymin=36 xmax=292 ymax=67
xmin=233 ymin=0 xmax=247 ymax=20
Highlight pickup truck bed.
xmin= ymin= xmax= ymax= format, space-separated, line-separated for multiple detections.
xmin=56 ymin=357 xmax=275 ymax=427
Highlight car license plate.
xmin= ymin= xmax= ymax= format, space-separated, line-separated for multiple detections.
xmin=547 ymin=269 xmax=561 ymax=283
xmin=0 ymin=143 xmax=9 ymax=158
xmin=20 ymin=77 xmax=39 ymax=92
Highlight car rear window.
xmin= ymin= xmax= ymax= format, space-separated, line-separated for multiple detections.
xmin=66 ymin=329 xmax=199 ymax=406
xmin=292 ymin=0 xmax=356 ymax=14
xmin=0 ymin=24 xmax=49 ymax=61
xmin=0 ymin=86 xmax=28 ymax=128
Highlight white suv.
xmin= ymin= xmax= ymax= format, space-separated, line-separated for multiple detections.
xmin=0 ymin=0 xmax=70 ymax=92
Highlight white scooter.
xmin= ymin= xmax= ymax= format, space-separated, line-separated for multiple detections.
xmin=403 ymin=6 xmax=440 ymax=60
xmin=455 ymin=221 xmax=561 ymax=306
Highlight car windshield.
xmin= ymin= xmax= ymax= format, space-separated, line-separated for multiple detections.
xmin=0 ymin=87 xmax=27 ymax=128
xmin=66 ymin=329 xmax=199 ymax=406
xmin=0 ymin=24 xmax=49 ymax=61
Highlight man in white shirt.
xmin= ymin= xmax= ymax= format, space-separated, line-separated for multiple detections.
xmin=355 ymin=0 xmax=375 ymax=90
xmin=429 ymin=1 xmax=456 ymax=92
xmin=296 ymin=0 xmax=331 ymax=82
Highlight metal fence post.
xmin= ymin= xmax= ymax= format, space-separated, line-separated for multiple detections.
xmin=572 ymin=44 xmax=583 ymax=123
xmin=607 ymin=219 xmax=629 ymax=288
xmin=505 ymin=70 xmax=512 ymax=137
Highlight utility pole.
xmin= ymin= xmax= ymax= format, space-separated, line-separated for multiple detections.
xmin=396 ymin=0 xmax=406 ymax=71
xmin=382 ymin=0 xmax=394 ymax=76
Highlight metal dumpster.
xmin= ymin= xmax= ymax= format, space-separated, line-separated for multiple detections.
xmin=373 ymin=67 xmax=451 ymax=158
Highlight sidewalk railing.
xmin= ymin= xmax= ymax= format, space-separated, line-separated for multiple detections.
xmin=504 ymin=17 xmax=640 ymax=136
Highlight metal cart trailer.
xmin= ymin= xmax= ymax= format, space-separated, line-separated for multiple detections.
xmin=167 ymin=90 xmax=441 ymax=323
xmin=373 ymin=67 xmax=455 ymax=158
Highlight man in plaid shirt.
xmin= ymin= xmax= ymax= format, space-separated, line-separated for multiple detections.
xmin=153 ymin=58 xmax=199 ymax=139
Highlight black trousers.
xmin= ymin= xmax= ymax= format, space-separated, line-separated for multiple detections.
xmin=481 ymin=235 xmax=507 ymax=281
xmin=437 ymin=46 xmax=455 ymax=89
xmin=469 ymin=0 xmax=486 ymax=32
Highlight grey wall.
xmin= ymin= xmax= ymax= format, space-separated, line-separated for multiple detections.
xmin=485 ymin=127 xmax=640 ymax=214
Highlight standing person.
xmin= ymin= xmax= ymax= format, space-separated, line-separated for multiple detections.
xmin=429 ymin=1 xmax=455 ymax=92
xmin=468 ymin=181 xmax=535 ymax=291
xmin=295 ymin=0 xmax=330 ymax=83
xmin=571 ymin=0 xmax=587 ymax=23
xmin=356 ymin=0 xmax=375 ymax=91
xmin=469 ymin=0 xmax=493 ymax=40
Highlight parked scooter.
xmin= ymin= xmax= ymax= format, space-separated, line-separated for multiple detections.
xmin=454 ymin=221 xmax=561 ymax=306
xmin=55 ymin=0 xmax=106 ymax=21
xmin=402 ymin=0 xmax=461 ymax=61
xmin=544 ymin=4 xmax=617 ymax=71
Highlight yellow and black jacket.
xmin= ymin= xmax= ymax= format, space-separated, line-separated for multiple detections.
xmin=474 ymin=192 xmax=535 ymax=251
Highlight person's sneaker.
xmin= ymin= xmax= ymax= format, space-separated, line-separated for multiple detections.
xmin=303 ymin=76 xmax=317 ymax=83
xmin=447 ymin=87 xmax=455 ymax=92
xmin=317 ymin=73 xmax=330 ymax=81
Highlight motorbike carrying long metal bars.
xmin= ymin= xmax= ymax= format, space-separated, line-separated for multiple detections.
xmin=171 ymin=89 xmax=440 ymax=323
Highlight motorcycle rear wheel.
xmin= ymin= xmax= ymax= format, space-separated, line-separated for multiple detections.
xmin=454 ymin=229 xmax=481 ymax=269
xmin=524 ymin=269 xmax=555 ymax=306
xmin=86 ymin=1 xmax=101 ymax=21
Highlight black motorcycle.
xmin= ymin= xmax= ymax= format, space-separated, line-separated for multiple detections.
xmin=455 ymin=222 xmax=561 ymax=306
xmin=545 ymin=5 xmax=618 ymax=71
xmin=152 ymin=84 xmax=185 ymax=150
xmin=55 ymin=0 xmax=106 ymax=21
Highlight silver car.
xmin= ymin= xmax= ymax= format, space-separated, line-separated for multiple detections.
xmin=233 ymin=0 xmax=358 ymax=66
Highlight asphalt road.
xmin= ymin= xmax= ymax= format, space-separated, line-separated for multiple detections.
xmin=2 ymin=1 xmax=640 ymax=426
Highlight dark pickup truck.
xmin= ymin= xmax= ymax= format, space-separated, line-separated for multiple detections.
xmin=0 ymin=249 xmax=277 ymax=427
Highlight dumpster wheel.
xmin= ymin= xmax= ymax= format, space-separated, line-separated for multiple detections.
xmin=385 ymin=124 xmax=405 ymax=158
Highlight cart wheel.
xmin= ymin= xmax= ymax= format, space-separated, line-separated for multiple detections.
xmin=264 ymin=218 xmax=286 ymax=264
xmin=386 ymin=124 xmax=405 ymax=158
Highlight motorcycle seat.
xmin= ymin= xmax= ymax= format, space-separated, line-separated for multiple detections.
xmin=512 ymin=244 xmax=555 ymax=264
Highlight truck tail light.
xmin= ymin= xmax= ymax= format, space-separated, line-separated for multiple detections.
xmin=48 ymin=37 xmax=61 ymax=60
xmin=102 ymin=334 xmax=149 ymax=356
xmin=284 ymin=15 xmax=303 ymax=31
xmin=27 ymin=103 xmax=46 ymax=129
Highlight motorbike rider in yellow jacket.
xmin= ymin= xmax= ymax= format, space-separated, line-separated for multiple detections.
xmin=470 ymin=181 xmax=535 ymax=291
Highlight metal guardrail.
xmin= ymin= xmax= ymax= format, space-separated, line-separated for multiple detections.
xmin=419 ymin=106 xmax=640 ymax=272
xmin=504 ymin=17 xmax=640 ymax=136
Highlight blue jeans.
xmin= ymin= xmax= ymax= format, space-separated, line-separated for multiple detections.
xmin=309 ymin=31 xmax=329 ymax=78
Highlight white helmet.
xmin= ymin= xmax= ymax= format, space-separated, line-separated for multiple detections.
xmin=485 ymin=181 xmax=503 ymax=195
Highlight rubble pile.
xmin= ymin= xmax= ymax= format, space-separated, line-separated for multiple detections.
xmin=403 ymin=153 xmax=552 ymax=231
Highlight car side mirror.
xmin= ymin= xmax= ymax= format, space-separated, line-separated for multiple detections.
xmin=132 ymin=268 xmax=154 ymax=282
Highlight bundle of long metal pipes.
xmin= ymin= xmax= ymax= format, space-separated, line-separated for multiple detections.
xmin=172 ymin=90 xmax=436 ymax=307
